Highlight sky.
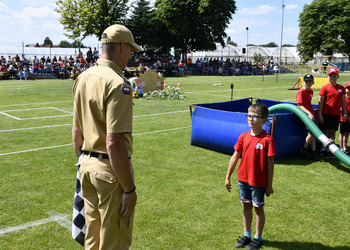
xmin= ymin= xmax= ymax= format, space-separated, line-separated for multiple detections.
xmin=0 ymin=0 xmax=313 ymax=49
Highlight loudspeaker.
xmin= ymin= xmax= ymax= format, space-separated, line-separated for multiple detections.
xmin=242 ymin=48 xmax=246 ymax=54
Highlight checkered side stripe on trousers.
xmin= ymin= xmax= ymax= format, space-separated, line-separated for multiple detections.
xmin=72 ymin=155 xmax=86 ymax=246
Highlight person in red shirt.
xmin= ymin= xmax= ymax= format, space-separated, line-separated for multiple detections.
xmin=225 ymin=103 xmax=275 ymax=250
xmin=318 ymin=67 xmax=348 ymax=157
xmin=178 ymin=59 xmax=185 ymax=76
xmin=339 ymin=82 xmax=350 ymax=155
xmin=296 ymin=74 xmax=317 ymax=161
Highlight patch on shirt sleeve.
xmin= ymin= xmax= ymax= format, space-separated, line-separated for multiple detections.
xmin=123 ymin=86 xmax=131 ymax=95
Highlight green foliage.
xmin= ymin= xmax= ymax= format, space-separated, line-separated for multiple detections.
xmin=143 ymin=86 xmax=187 ymax=100
xmin=127 ymin=0 xmax=156 ymax=48
xmin=297 ymin=0 xmax=350 ymax=62
xmin=71 ymin=39 xmax=86 ymax=48
xmin=152 ymin=0 xmax=237 ymax=54
xmin=253 ymin=53 xmax=264 ymax=63
xmin=44 ymin=37 xmax=53 ymax=46
xmin=226 ymin=36 xmax=237 ymax=46
xmin=260 ymin=42 xmax=278 ymax=47
xmin=59 ymin=40 xmax=72 ymax=48
xmin=282 ymin=44 xmax=296 ymax=47
xmin=55 ymin=0 xmax=129 ymax=40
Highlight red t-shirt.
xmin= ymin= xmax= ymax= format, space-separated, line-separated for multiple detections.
xmin=340 ymin=96 xmax=350 ymax=122
xmin=319 ymin=83 xmax=345 ymax=115
xmin=234 ymin=130 xmax=275 ymax=187
xmin=296 ymin=88 xmax=315 ymax=116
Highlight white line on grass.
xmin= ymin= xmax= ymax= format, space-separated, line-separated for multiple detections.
xmin=49 ymin=107 xmax=72 ymax=114
xmin=0 ymin=110 xmax=190 ymax=133
xmin=0 ymin=144 xmax=73 ymax=156
xmin=0 ymin=107 xmax=71 ymax=120
xmin=0 ymin=86 xmax=69 ymax=93
xmin=0 ymin=100 xmax=73 ymax=108
xmin=134 ymin=126 xmax=191 ymax=136
xmin=134 ymin=110 xmax=188 ymax=118
xmin=0 ymin=101 xmax=73 ymax=108
xmin=0 ymin=111 xmax=22 ymax=120
xmin=0 ymin=124 xmax=72 ymax=133
xmin=0 ymin=126 xmax=193 ymax=235
xmin=0 ymin=126 xmax=191 ymax=156
xmin=0 ymin=212 xmax=71 ymax=236
xmin=20 ymin=114 xmax=72 ymax=120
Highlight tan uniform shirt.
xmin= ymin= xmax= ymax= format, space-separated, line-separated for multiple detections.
xmin=73 ymin=59 xmax=133 ymax=157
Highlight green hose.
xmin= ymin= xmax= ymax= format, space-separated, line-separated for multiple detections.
xmin=268 ymin=103 xmax=350 ymax=166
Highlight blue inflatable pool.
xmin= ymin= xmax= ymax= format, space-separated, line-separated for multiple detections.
xmin=190 ymin=97 xmax=318 ymax=160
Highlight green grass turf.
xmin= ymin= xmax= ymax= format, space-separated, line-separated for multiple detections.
xmin=0 ymin=74 xmax=349 ymax=249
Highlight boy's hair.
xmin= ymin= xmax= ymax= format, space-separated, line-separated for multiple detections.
xmin=248 ymin=103 xmax=269 ymax=118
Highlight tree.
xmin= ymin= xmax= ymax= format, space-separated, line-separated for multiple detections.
xmin=297 ymin=0 xmax=350 ymax=62
xmin=72 ymin=40 xmax=86 ymax=48
xmin=55 ymin=0 xmax=129 ymax=41
xmin=59 ymin=40 xmax=72 ymax=48
xmin=226 ymin=36 xmax=237 ymax=46
xmin=44 ymin=37 xmax=53 ymax=46
xmin=260 ymin=42 xmax=278 ymax=47
xmin=253 ymin=53 xmax=264 ymax=63
xmin=282 ymin=44 xmax=296 ymax=47
xmin=152 ymin=0 xmax=237 ymax=59
xmin=127 ymin=0 xmax=155 ymax=48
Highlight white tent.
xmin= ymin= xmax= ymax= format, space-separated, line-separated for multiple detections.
xmin=189 ymin=44 xmax=301 ymax=64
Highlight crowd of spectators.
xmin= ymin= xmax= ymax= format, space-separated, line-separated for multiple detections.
xmin=0 ymin=47 xmax=99 ymax=80
xmin=193 ymin=57 xmax=278 ymax=76
xmin=0 ymin=49 xmax=280 ymax=80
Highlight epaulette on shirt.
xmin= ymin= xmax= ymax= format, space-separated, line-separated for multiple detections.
xmin=115 ymin=71 xmax=132 ymax=95
xmin=96 ymin=62 xmax=131 ymax=95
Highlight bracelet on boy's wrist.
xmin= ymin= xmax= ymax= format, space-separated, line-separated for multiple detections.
xmin=123 ymin=186 xmax=136 ymax=194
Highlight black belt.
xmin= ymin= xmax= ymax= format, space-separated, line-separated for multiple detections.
xmin=82 ymin=151 xmax=131 ymax=160
xmin=82 ymin=151 xmax=109 ymax=159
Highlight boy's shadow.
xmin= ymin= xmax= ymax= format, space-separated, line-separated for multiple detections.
xmin=277 ymin=156 xmax=350 ymax=174
xmin=265 ymin=240 xmax=350 ymax=249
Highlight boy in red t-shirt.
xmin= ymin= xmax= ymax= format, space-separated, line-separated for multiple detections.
xmin=225 ymin=103 xmax=275 ymax=250
xmin=318 ymin=68 xmax=348 ymax=157
xmin=296 ymin=74 xmax=317 ymax=161
xmin=339 ymin=82 xmax=350 ymax=155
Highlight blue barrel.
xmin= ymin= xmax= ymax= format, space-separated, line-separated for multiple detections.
xmin=190 ymin=98 xmax=318 ymax=160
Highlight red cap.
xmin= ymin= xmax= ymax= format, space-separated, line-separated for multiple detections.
xmin=327 ymin=67 xmax=339 ymax=75
xmin=345 ymin=82 xmax=350 ymax=88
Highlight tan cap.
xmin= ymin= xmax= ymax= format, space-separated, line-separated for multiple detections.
xmin=101 ymin=24 xmax=143 ymax=52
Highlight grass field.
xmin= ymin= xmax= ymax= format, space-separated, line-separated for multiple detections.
xmin=0 ymin=73 xmax=350 ymax=249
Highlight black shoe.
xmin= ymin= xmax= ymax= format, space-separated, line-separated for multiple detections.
xmin=234 ymin=236 xmax=251 ymax=248
xmin=301 ymin=147 xmax=307 ymax=159
xmin=246 ymin=238 xmax=263 ymax=250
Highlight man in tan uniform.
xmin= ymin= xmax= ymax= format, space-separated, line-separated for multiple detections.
xmin=72 ymin=24 xmax=143 ymax=249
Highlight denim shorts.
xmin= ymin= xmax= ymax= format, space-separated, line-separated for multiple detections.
xmin=238 ymin=181 xmax=266 ymax=207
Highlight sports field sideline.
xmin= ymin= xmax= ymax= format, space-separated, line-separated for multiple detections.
xmin=0 ymin=74 xmax=349 ymax=249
